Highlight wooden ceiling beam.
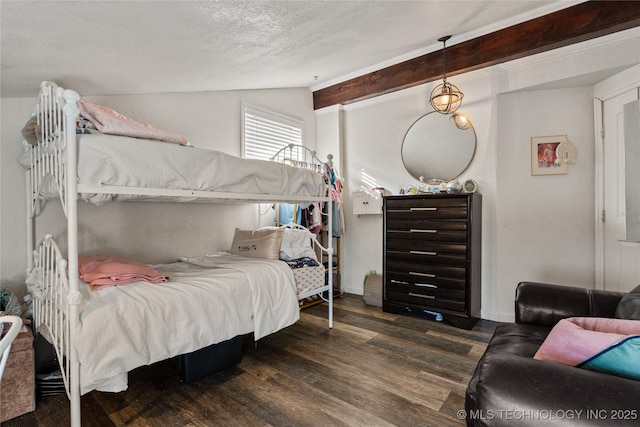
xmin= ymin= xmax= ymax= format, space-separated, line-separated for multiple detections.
xmin=312 ymin=1 xmax=640 ymax=110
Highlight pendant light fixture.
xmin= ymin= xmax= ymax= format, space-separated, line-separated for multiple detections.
xmin=429 ymin=35 xmax=463 ymax=114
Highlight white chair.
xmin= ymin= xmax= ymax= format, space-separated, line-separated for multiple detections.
xmin=0 ymin=315 xmax=23 ymax=380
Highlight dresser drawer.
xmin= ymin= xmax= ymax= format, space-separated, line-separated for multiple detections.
xmin=385 ymin=207 xmax=468 ymax=220
xmin=386 ymin=249 xmax=466 ymax=267
xmin=386 ymin=271 xmax=465 ymax=291
xmin=385 ymin=218 xmax=467 ymax=232
xmin=385 ymin=196 xmax=469 ymax=210
xmin=386 ymin=228 xmax=467 ymax=243
xmin=386 ymin=238 xmax=468 ymax=266
xmin=386 ymin=238 xmax=467 ymax=255
xmin=386 ymin=278 xmax=465 ymax=299
xmin=386 ymin=288 xmax=466 ymax=312
xmin=385 ymin=260 xmax=466 ymax=280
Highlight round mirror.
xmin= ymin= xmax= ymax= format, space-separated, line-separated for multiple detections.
xmin=401 ymin=111 xmax=477 ymax=183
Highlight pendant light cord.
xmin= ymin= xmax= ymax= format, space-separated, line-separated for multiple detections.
xmin=438 ymin=35 xmax=452 ymax=84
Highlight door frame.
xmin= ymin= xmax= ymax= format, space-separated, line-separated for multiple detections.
xmin=594 ymin=65 xmax=640 ymax=290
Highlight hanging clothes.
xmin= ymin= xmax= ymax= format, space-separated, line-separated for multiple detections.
xmin=275 ymin=203 xmax=302 ymax=226
xmin=332 ymin=181 xmax=345 ymax=237
xmin=324 ymin=163 xmax=345 ymax=237
xmin=308 ymin=203 xmax=322 ymax=234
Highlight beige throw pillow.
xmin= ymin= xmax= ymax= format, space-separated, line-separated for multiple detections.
xmin=230 ymin=228 xmax=284 ymax=260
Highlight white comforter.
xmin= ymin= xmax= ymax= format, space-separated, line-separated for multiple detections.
xmin=22 ymin=133 xmax=326 ymax=205
xmin=76 ymin=253 xmax=299 ymax=394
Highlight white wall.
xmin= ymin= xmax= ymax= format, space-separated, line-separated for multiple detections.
xmin=0 ymin=87 xmax=316 ymax=298
xmin=493 ymin=87 xmax=596 ymax=320
xmin=331 ymin=29 xmax=639 ymax=322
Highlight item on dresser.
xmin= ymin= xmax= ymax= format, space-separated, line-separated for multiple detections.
xmin=382 ymin=193 xmax=482 ymax=329
xmin=446 ymin=179 xmax=462 ymax=193
xmin=462 ymin=178 xmax=478 ymax=193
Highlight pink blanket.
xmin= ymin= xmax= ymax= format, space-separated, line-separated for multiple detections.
xmin=79 ymin=256 xmax=168 ymax=290
xmin=78 ymin=100 xmax=189 ymax=146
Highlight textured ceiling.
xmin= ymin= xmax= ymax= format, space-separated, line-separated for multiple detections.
xmin=1 ymin=1 xmax=577 ymax=98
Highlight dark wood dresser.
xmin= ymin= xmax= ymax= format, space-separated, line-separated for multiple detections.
xmin=383 ymin=193 xmax=481 ymax=329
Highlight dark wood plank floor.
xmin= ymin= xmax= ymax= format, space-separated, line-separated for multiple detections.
xmin=3 ymin=294 xmax=497 ymax=427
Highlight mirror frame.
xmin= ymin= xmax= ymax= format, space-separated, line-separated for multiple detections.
xmin=401 ymin=111 xmax=477 ymax=184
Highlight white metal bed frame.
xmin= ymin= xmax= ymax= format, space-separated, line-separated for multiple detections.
xmin=24 ymin=81 xmax=333 ymax=427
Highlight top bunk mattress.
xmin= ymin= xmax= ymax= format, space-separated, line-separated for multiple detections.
xmin=29 ymin=133 xmax=326 ymax=205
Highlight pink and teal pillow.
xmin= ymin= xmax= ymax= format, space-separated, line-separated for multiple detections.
xmin=534 ymin=317 xmax=640 ymax=380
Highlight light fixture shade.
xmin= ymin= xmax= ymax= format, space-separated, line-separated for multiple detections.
xmin=430 ymin=81 xmax=463 ymax=114
xmin=451 ymin=113 xmax=471 ymax=130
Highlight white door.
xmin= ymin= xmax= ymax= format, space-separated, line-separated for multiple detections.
xmin=597 ymin=66 xmax=640 ymax=292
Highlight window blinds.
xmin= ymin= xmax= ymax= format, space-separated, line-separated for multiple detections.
xmin=242 ymin=104 xmax=303 ymax=161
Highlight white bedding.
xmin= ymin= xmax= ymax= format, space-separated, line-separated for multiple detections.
xmin=26 ymin=133 xmax=326 ymax=205
xmin=75 ymin=252 xmax=299 ymax=394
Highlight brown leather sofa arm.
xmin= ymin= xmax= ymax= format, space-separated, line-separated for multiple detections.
xmin=466 ymin=352 xmax=640 ymax=427
xmin=514 ymin=281 xmax=624 ymax=327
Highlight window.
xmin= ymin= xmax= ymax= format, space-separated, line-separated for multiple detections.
xmin=242 ymin=103 xmax=304 ymax=161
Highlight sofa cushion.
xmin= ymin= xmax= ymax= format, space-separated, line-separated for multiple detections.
xmin=615 ymin=284 xmax=640 ymax=320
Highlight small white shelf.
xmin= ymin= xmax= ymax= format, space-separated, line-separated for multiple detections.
xmin=353 ymin=190 xmax=384 ymax=215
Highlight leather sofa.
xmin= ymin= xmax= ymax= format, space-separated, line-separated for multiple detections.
xmin=465 ymin=281 xmax=640 ymax=427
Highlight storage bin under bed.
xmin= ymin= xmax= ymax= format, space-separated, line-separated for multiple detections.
xmin=172 ymin=335 xmax=244 ymax=383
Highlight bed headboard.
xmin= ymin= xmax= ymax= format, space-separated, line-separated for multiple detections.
xmin=270 ymin=143 xmax=330 ymax=174
xmin=37 ymin=81 xmax=61 ymax=144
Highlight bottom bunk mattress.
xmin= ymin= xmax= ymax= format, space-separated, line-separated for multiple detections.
xmin=74 ymin=253 xmax=299 ymax=394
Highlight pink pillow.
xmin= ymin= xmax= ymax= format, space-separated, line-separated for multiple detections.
xmin=534 ymin=317 xmax=640 ymax=366
xmin=78 ymin=100 xmax=189 ymax=145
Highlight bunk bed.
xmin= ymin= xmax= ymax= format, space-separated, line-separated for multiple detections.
xmin=21 ymin=81 xmax=334 ymax=427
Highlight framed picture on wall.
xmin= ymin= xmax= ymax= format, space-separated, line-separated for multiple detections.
xmin=531 ymin=135 xmax=568 ymax=176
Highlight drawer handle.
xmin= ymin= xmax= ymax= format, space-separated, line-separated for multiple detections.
xmin=409 ymin=292 xmax=435 ymax=299
xmin=410 ymin=229 xmax=437 ymax=233
xmin=410 ymin=272 xmax=435 ymax=278
xmin=415 ymin=283 xmax=438 ymax=289
xmin=410 ymin=250 xmax=437 ymax=256
xmin=410 ymin=207 xmax=437 ymax=211
xmin=390 ymin=279 xmax=409 ymax=285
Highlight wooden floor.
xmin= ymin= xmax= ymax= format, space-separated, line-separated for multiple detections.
xmin=4 ymin=294 xmax=497 ymax=427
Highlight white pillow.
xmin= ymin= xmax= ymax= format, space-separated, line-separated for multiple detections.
xmin=280 ymin=228 xmax=318 ymax=261
xmin=230 ymin=228 xmax=284 ymax=260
